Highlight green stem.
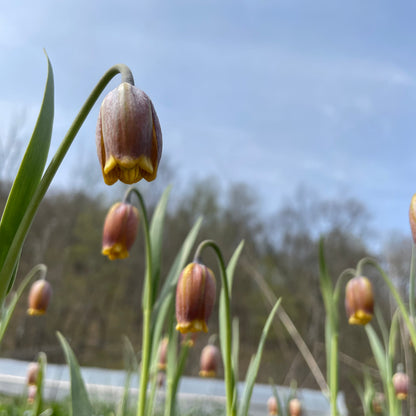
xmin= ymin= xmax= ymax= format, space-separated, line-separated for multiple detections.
xmin=194 ymin=240 xmax=235 ymax=416
xmin=0 ymin=64 xmax=133 ymax=305
xmin=127 ymin=189 xmax=153 ymax=416
xmin=329 ymin=333 xmax=339 ymax=416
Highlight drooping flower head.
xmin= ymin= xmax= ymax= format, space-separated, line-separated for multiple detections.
xmin=157 ymin=337 xmax=169 ymax=371
xmin=175 ymin=262 xmax=216 ymax=334
xmin=27 ymin=280 xmax=52 ymax=316
xmin=392 ymin=371 xmax=409 ymax=400
xmin=345 ymin=276 xmax=374 ymax=325
xmin=102 ymin=202 xmax=139 ymax=260
xmin=409 ymin=194 xmax=416 ymax=244
xmin=288 ymin=398 xmax=302 ymax=416
xmin=27 ymin=362 xmax=39 ymax=386
xmin=96 ymin=82 xmax=162 ymax=185
xmin=267 ymin=396 xmax=278 ymax=416
xmin=199 ymin=344 xmax=220 ymax=378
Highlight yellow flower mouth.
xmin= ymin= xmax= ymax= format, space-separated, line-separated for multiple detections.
xmin=27 ymin=308 xmax=46 ymax=316
xmin=348 ymin=309 xmax=373 ymax=325
xmin=103 ymin=155 xmax=156 ymax=185
xmin=396 ymin=392 xmax=407 ymax=400
xmin=176 ymin=319 xmax=208 ymax=334
xmin=199 ymin=370 xmax=216 ymax=378
xmin=102 ymin=243 xmax=129 ymax=260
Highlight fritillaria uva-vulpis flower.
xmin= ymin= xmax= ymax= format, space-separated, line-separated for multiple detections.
xmin=96 ymin=82 xmax=162 ymax=185
xmin=157 ymin=337 xmax=169 ymax=371
xmin=392 ymin=370 xmax=409 ymax=400
xmin=409 ymin=193 xmax=416 ymax=244
xmin=199 ymin=344 xmax=220 ymax=378
xmin=288 ymin=398 xmax=302 ymax=416
xmin=27 ymin=279 xmax=52 ymax=316
xmin=27 ymin=362 xmax=39 ymax=386
xmin=267 ymin=396 xmax=278 ymax=416
xmin=345 ymin=276 xmax=374 ymax=325
xmin=175 ymin=262 xmax=216 ymax=334
xmin=102 ymin=201 xmax=139 ymax=260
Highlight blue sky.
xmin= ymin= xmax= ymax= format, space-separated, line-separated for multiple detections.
xmin=1 ymin=1 xmax=416 ymax=243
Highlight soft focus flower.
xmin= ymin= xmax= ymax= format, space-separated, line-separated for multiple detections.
xmin=175 ymin=262 xmax=216 ymax=334
xmin=267 ymin=395 xmax=278 ymax=415
xmin=372 ymin=392 xmax=384 ymax=413
xmin=392 ymin=371 xmax=409 ymax=400
xmin=409 ymin=194 xmax=416 ymax=244
xmin=27 ymin=362 xmax=39 ymax=386
xmin=199 ymin=344 xmax=220 ymax=378
xmin=27 ymin=280 xmax=52 ymax=316
xmin=102 ymin=202 xmax=139 ymax=260
xmin=181 ymin=332 xmax=198 ymax=347
xmin=157 ymin=337 xmax=169 ymax=371
xmin=288 ymin=398 xmax=302 ymax=416
xmin=96 ymin=82 xmax=162 ymax=185
xmin=27 ymin=384 xmax=37 ymax=404
xmin=345 ymin=276 xmax=374 ymax=325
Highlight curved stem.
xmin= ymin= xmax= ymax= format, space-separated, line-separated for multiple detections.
xmin=194 ymin=240 xmax=235 ymax=416
xmin=127 ymin=188 xmax=153 ymax=416
xmin=0 ymin=64 xmax=134 ymax=307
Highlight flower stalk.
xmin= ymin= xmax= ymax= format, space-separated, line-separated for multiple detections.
xmin=193 ymin=239 xmax=236 ymax=416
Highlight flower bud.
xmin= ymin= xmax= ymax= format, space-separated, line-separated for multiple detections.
xmin=409 ymin=194 xmax=416 ymax=244
xmin=27 ymin=362 xmax=39 ymax=385
xmin=345 ymin=276 xmax=374 ymax=325
xmin=96 ymin=82 xmax=162 ymax=185
xmin=288 ymin=398 xmax=302 ymax=416
xmin=157 ymin=337 xmax=169 ymax=371
xmin=267 ymin=396 xmax=278 ymax=415
xmin=392 ymin=371 xmax=409 ymax=400
xmin=27 ymin=280 xmax=52 ymax=316
xmin=175 ymin=262 xmax=216 ymax=334
xmin=199 ymin=344 xmax=220 ymax=378
xmin=102 ymin=202 xmax=139 ymax=260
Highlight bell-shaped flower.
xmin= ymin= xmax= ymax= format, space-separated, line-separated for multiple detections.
xmin=175 ymin=262 xmax=216 ymax=334
xmin=199 ymin=344 xmax=220 ymax=378
xmin=392 ymin=371 xmax=409 ymax=400
xmin=345 ymin=276 xmax=374 ymax=325
xmin=372 ymin=392 xmax=384 ymax=413
xmin=27 ymin=362 xmax=39 ymax=386
xmin=102 ymin=202 xmax=139 ymax=260
xmin=27 ymin=280 xmax=52 ymax=316
xmin=157 ymin=337 xmax=169 ymax=371
xmin=288 ymin=398 xmax=302 ymax=416
xmin=96 ymin=82 xmax=162 ymax=185
xmin=267 ymin=396 xmax=278 ymax=416
xmin=410 ymin=193 xmax=416 ymax=244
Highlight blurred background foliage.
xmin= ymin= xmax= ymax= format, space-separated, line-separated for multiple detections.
xmin=0 ymin=125 xmax=413 ymax=415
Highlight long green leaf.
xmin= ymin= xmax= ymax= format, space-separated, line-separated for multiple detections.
xmin=239 ymin=298 xmax=281 ymax=416
xmin=57 ymin=332 xmax=93 ymax=416
xmin=219 ymin=241 xmax=244 ymax=360
xmin=0 ymin=53 xmax=54 ymax=302
xmin=149 ymin=186 xmax=172 ymax=303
